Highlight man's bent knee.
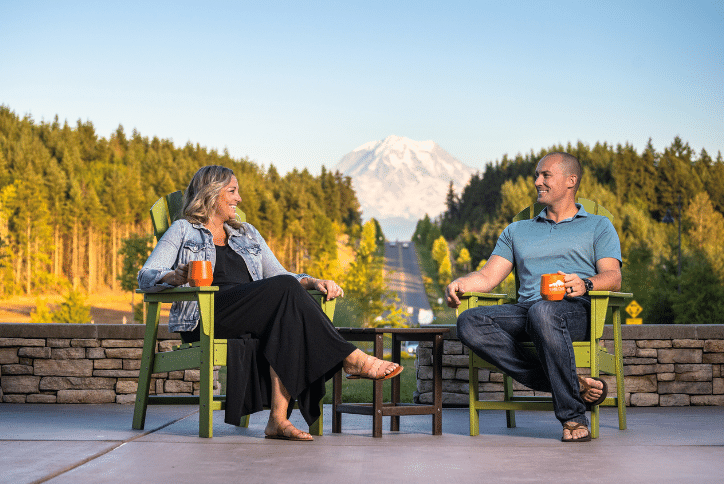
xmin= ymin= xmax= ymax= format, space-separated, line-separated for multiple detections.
xmin=456 ymin=311 xmax=477 ymax=348
xmin=527 ymin=300 xmax=558 ymax=322
xmin=456 ymin=309 xmax=493 ymax=349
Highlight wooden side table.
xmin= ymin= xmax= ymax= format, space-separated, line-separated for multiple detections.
xmin=332 ymin=327 xmax=450 ymax=438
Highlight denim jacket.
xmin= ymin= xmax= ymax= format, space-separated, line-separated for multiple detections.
xmin=138 ymin=219 xmax=311 ymax=332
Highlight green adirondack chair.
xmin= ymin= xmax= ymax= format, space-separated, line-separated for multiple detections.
xmin=457 ymin=198 xmax=632 ymax=439
xmin=132 ymin=191 xmax=333 ymax=438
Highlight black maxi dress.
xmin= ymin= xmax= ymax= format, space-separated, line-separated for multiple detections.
xmin=182 ymin=243 xmax=356 ymax=426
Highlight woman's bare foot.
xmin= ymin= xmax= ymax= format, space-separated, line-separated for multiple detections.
xmin=264 ymin=419 xmax=313 ymax=441
xmin=343 ymin=349 xmax=403 ymax=380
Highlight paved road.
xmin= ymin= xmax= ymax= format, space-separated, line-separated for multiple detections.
xmin=384 ymin=242 xmax=433 ymax=326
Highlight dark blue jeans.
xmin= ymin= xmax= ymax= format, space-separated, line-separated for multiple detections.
xmin=457 ymin=297 xmax=590 ymax=427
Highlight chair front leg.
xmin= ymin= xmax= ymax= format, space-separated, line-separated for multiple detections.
xmin=308 ymin=400 xmax=323 ymax=436
xmin=612 ymin=304 xmax=627 ymax=430
xmin=503 ymin=374 xmax=516 ymax=428
xmin=133 ymin=300 xmax=161 ymax=430
xmin=198 ymin=292 xmax=215 ymax=438
xmin=468 ymin=354 xmax=480 ymax=436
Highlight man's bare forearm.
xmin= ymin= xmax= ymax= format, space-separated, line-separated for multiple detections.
xmin=587 ymin=269 xmax=621 ymax=292
xmin=445 ymin=256 xmax=514 ymax=308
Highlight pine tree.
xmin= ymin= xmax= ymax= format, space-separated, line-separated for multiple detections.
xmin=685 ymin=192 xmax=724 ymax=276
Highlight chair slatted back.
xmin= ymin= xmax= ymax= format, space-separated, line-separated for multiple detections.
xmin=511 ymin=198 xmax=612 ymax=223
xmin=150 ymin=190 xmax=246 ymax=242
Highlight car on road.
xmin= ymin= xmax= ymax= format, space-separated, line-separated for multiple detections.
xmin=402 ymin=242 xmax=409 ymax=248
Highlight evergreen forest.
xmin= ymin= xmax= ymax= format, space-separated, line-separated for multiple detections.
xmin=0 ymin=105 xmax=362 ymax=298
xmin=415 ymin=139 xmax=724 ymax=324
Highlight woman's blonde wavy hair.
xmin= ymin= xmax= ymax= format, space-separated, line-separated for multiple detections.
xmin=183 ymin=165 xmax=243 ymax=230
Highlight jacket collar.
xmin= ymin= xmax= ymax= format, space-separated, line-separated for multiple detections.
xmin=190 ymin=220 xmax=246 ymax=238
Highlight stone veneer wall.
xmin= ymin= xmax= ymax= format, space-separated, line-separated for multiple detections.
xmin=415 ymin=324 xmax=724 ymax=407
xmin=3 ymin=323 xmax=723 ymax=406
xmin=0 ymin=324 xmax=219 ymax=404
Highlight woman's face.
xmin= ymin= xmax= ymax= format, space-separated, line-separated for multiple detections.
xmin=213 ymin=176 xmax=242 ymax=222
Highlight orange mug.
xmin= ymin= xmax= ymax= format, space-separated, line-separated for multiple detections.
xmin=540 ymin=273 xmax=566 ymax=301
xmin=188 ymin=260 xmax=213 ymax=287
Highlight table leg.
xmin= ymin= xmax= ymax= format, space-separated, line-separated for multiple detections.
xmin=432 ymin=333 xmax=443 ymax=435
xmin=332 ymin=369 xmax=342 ymax=433
xmin=372 ymin=333 xmax=384 ymax=438
xmin=390 ymin=333 xmax=401 ymax=432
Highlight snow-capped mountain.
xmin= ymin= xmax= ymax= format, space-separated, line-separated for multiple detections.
xmin=335 ymin=135 xmax=476 ymax=240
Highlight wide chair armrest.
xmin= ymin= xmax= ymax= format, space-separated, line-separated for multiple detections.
xmin=136 ymin=286 xmax=337 ymax=325
xmin=588 ymin=291 xmax=633 ymax=339
xmin=137 ymin=286 xmax=331 ymax=301
xmin=588 ymin=290 xmax=633 ymax=299
xmin=456 ymin=292 xmax=513 ymax=316
xmin=588 ymin=290 xmax=633 ymax=312
xmin=137 ymin=285 xmax=219 ymax=301
xmin=305 ymin=289 xmax=337 ymax=321
xmin=136 ymin=286 xmax=219 ymax=335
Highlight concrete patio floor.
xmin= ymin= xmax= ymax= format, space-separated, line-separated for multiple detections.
xmin=1 ymin=404 xmax=722 ymax=483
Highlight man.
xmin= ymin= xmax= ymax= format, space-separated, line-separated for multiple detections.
xmin=445 ymin=152 xmax=622 ymax=442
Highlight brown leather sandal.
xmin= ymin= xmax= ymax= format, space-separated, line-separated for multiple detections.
xmin=561 ymin=421 xmax=591 ymax=442
xmin=346 ymin=355 xmax=403 ymax=380
xmin=264 ymin=422 xmax=314 ymax=441
xmin=578 ymin=376 xmax=608 ymax=410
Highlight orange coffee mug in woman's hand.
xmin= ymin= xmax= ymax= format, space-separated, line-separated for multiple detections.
xmin=188 ymin=260 xmax=213 ymax=287
xmin=540 ymin=273 xmax=566 ymax=301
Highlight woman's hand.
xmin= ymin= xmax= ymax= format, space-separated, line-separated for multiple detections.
xmin=305 ymin=278 xmax=344 ymax=301
xmin=160 ymin=263 xmax=189 ymax=286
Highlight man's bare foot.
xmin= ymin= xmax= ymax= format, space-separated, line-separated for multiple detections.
xmin=578 ymin=376 xmax=606 ymax=403
xmin=561 ymin=421 xmax=591 ymax=442
xmin=343 ymin=349 xmax=402 ymax=380
xmin=264 ymin=419 xmax=313 ymax=441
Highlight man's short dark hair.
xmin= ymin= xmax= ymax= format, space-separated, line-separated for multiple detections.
xmin=543 ymin=152 xmax=582 ymax=191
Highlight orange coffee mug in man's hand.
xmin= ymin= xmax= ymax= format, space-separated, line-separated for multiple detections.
xmin=540 ymin=273 xmax=566 ymax=301
xmin=188 ymin=260 xmax=213 ymax=287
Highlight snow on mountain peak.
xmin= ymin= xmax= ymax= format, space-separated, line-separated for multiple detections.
xmin=335 ymin=135 xmax=477 ymax=240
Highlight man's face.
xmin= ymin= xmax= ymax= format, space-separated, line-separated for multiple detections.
xmin=534 ymin=155 xmax=572 ymax=206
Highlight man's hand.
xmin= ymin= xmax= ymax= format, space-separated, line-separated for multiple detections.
xmin=445 ymin=256 xmax=514 ymax=309
xmin=559 ymin=258 xmax=621 ymax=298
xmin=445 ymin=279 xmax=467 ymax=308
xmin=560 ymin=271 xmax=586 ymax=297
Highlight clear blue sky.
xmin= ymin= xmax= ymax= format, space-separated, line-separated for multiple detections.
xmin=2 ymin=1 xmax=722 ymax=174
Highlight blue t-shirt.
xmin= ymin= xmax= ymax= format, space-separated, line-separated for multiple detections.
xmin=491 ymin=204 xmax=622 ymax=303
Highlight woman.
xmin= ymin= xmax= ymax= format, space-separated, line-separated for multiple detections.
xmin=138 ymin=165 xmax=402 ymax=441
